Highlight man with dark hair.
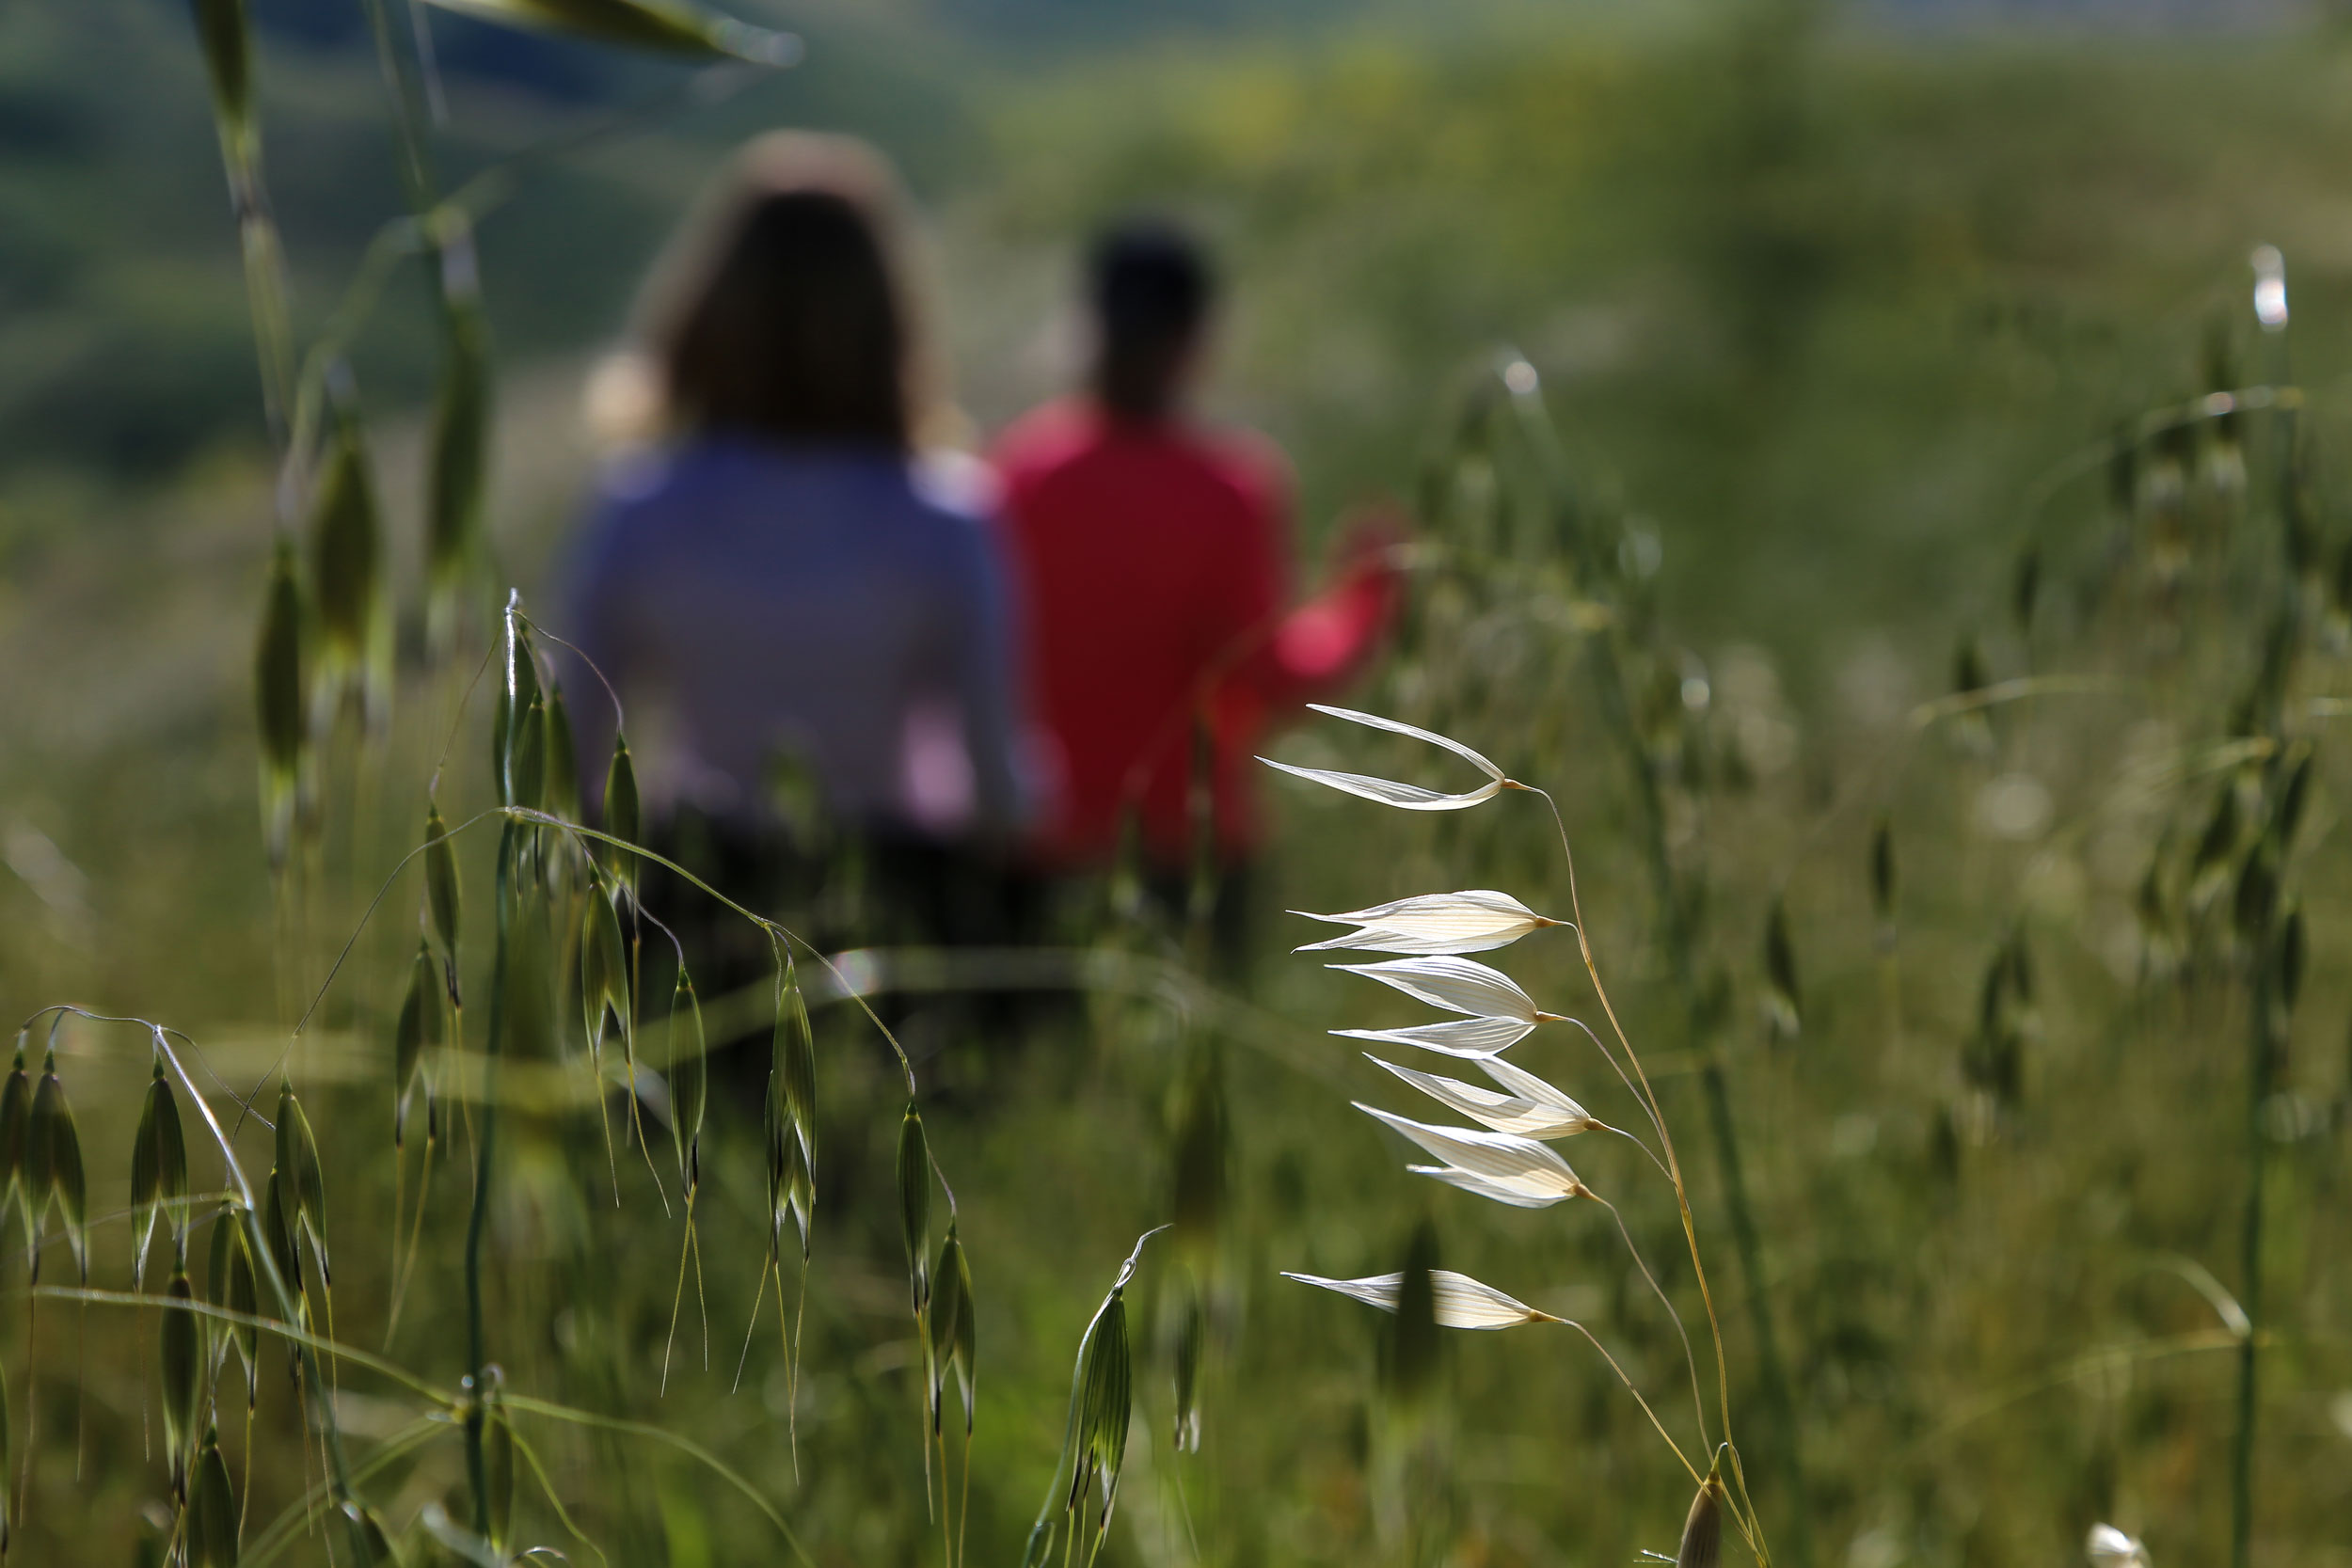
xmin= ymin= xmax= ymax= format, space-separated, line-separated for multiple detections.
xmin=991 ymin=217 xmax=1403 ymax=919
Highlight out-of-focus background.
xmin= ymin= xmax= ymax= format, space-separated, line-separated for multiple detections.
xmin=4 ymin=1 xmax=2351 ymax=1564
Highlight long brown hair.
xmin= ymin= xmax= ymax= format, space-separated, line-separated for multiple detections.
xmin=637 ymin=134 xmax=929 ymax=450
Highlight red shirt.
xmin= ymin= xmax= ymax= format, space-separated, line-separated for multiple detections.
xmin=992 ymin=399 xmax=1397 ymax=868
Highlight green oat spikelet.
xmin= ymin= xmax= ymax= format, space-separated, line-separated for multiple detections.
xmin=0 ymin=1042 xmax=28 ymax=1265
xmin=424 ymin=803 xmax=463 ymax=1003
xmin=308 ymin=406 xmax=389 ymax=736
xmin=255 ymin=540 xmax=307 ymax=866
xmin=602 ymin=734 xmax=641 ymax=895
xmin=395 ymin=940 xmax=443 ymax=1148
xmin=160 ymin=1270 xmax=202 ymax=1497
xmin=26 ymin=1049 xmax=87 ymax=1285
xmin=1024 ymin=1230 xmax=1160 ymax=1567
xmin=898 ymin=1102 xmax=930 ymax=1315
xmin=184 ymin=1423 xmax=240 ymax=1568
xmin=130 ymin=1058 xmax=190 ymax=1287
xmin=544 ymin=681 xmax=581 ymax=827
xmin=668 ymin=970 xmax=707 ymax=1190
xmin=273 ymin=1081 xmax=328 ymax=1286
xmin=205 ymin=1202 xmax=260 ymax=1407
xmin=764 ymin=943 xmax=817 ymax=1260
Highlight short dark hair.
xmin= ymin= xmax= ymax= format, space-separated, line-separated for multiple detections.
xmin=646 ymin=135 xmax=917 ymax=449
xmin=1088 ymin=217 xmax=1214 ymax=421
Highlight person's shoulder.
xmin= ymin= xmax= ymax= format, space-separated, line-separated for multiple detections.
xmin=1173 ymin=420 xmax=1291 ymax=522
xmin=990 ymin=399 xmax=1101 ymax=487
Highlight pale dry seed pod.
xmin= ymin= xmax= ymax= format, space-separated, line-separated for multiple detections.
xmin=1292 ymin=889 xmax=1562 ymax=955
xmin=1282 ymin=1267 xmax=1563 ymax=1328
xmin=764 ymin=946 xmax=817 ymax=1259
xmin=130 ymin=1058 xmax=190 ymax=1286
xmin=2087 ymin=1525 xmax=2151 ymax=1568
xmin=27 ymin=1053 xmax=88 ymax=1285
xmin=1366 ymin=1054 xmax=1597 ymax=1138
xmin=1330 ymin=955 xmax=1544 ymax=1023
xmin=422 ymin=0 xmax=804 ymax=62
xmin=1355 ymin=1102 xmax=1587 ymax=1208
xmin=1262 ymin=703 xmax=1508 ymax=811
xmin=1331 ymin=1016 xmax=1538 ymax=1060
xmin=1676 ymin=1469 xmax=1724 ymax=1568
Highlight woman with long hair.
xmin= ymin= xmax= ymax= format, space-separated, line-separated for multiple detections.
xmin=562 ymin=134 xmax=1024 ymax=949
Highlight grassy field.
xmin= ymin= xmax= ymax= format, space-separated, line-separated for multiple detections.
xmin=1 ymin=5 xmax=2350 ymax=1566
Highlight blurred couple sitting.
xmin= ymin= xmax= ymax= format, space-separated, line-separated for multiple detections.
xmin=559 ymin=133 xmax=1401 ymax=992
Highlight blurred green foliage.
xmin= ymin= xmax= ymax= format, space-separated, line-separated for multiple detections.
xmin=2 ymin=5 xmax=2351 ymax=1567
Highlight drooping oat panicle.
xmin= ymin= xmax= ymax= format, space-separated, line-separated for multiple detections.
xmin=160 ymin=1270 xmax=202 ymax=1497
xmin=1292 ymin=889 xmax=1561 ymax=955
xmin=421 ymin=0 xmax=804 ymax=62
xmin=1675 ymin=1467 xmax=1724 ymax=1568
xmin=130 ymin=1059 xmax=190 ymax=1286
xmin=1262 ymin=704 xmax=1508 ymax=811
xmin=668 ymin=971 xmax=707 ymax=1191
xmin=183 ymin=1425 xmax=239 ymax=1568
xmin=1333 ymin=1015 xmax=1539 ymax=1059
xmin=1365 ymin=1054 xmax=1597 ymax=1138
xmin=395 ymin=940 xmax=443 ymax=1149
xmin=2087 ymin=1524 xmax=2151 ymax=1568
xmin=274 ymin=1081 xmax=329 ymax=1285
xmin=1330 ymin=955 xmax=1543 ymax=1023
xmin=1282 ymin=1267 xmax=1563 ymax=1328
xmin=27 ymin=1052 xmax=88 ymax=1285
xmin=1355 ymin=1102 xmax=1588 ymax=1208
xmin=495 ymin=610 xmax=542 ymax=808
xmin=897 ymin=1103 xmax=930 ymax=1316
xmin=262 ymin=1167 xmax=302 ymax=1338
xmin=255 ymin=540 xmax=307 ymax=866
xmin=602 ymin=734 xmax=641 ymax=894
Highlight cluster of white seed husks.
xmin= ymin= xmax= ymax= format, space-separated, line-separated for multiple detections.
xmin=1266 ymin=705 xmax=1599 ymax=1331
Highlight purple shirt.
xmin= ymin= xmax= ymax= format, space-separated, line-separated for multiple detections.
xmin=561 ymin=435 xmax=1024 ymax=840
